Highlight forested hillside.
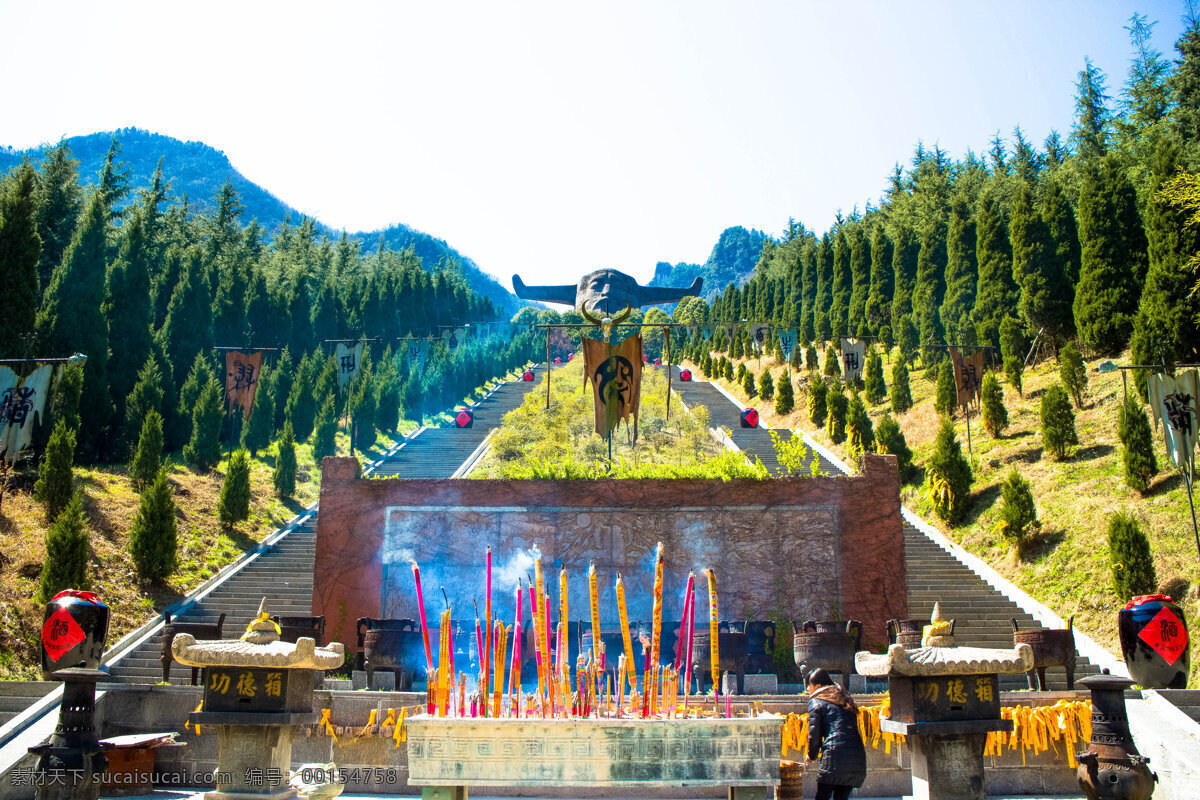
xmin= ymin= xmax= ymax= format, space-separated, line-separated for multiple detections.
xmin=0 ymin=128 xmax=520 ymax=314
xmin=649 ymin=225 xmax=769 ymax=298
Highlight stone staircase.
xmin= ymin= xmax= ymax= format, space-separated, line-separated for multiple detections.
xmin=903 ymin=520 xmax=1102 ymax=691
xmin=0 ymin=684 xmax=55 ymax=727
xmin=1160 ymin=690 xmax=1200 ymax=723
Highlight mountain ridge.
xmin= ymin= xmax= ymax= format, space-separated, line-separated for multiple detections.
xmin=0 ymin=128 xmax=520 ymax=314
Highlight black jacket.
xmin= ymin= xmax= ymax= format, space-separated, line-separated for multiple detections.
xmin=807 ymin=696 xmax=868 ymax=787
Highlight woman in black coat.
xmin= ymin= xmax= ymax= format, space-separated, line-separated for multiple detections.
xmin=806 ymin=668 xmax=867 ymax=800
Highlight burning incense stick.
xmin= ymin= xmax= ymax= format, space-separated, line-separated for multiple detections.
xmin=704 ymin=568 xmax=719 ymax=701
xmin=649 ymin=542 xmax=664 ymax=713
xmin=483 ymin=546 xmax=492 ymax=718
xmin=683 ymin=574 xmax=696 ymax=700
xmin=493 ymin=621 xmax=507 ymax=717
xmin=588 ymin=561 xmax=602 ymax=660
xmin=411 ymin=562 xmax=435 ymax=682
xmin=614 ymin=573 xmax=635 ymax=692
xmin=510 ymin=581 xmax=523 ymax=704
xmin=557 ymin=567 xmax=568 ymax=674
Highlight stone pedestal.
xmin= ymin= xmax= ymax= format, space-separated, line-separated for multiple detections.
xmin=209 ymin=725 xmax=298 ymax=800
xmin=881 ymin=726 xmax=996 ymax=800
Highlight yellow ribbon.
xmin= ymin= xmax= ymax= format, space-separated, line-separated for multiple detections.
xmin=393 ymin=708 xmax=409 ymax=747
xmin=319 ymin=708 xmax=337 ymax=742
xmin=241 ymin=611 xmax=282 ymax=639
xmin=355 ymin=709 xmax=378 ymax=740
xmin=184 ymin=701 xmax=204 ymax=735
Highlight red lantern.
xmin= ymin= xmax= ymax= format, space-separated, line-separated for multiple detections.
xmin=643 ymin=355 xmax=649 ymax=363
xmin=679 ymin=369 xmax=692 ymax=382
xmin=568 ymin=353 xmax=574 ymax=361
xmin=522 ymin=370 xmax=534 ymax=382
xmin=654 ymin=358 xmax=662 ymax=366
xmin=554 ymin=357 xmax=562 ymax=365
xmin=740 ymin=408 xmax=759 ymax=428
xmin=455 ymin=409 xmax=474 ymax=428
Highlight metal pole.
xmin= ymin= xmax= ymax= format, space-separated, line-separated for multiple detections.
xmin=665 ymin=326 xmax=672 ymax=422
xmin=546 ymin=333 xmax=551 ymax=410
xmin=965 ymin=403 xmax=972 ymax=457
xmin=1186 ymin=468 xmax=1200 ymax=562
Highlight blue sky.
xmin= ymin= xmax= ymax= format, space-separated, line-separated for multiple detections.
xmin=0 ymin=1 xmax=1190 ymax=287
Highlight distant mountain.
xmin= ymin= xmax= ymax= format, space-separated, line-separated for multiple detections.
xmin=649 ymin=226 xmax=770 ymax=299
xmin=0 ymin=128 xmax=520 ymax=314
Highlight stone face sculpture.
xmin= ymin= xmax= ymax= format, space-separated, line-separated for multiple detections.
xmin=511 ymin=268 xmax=703 ymax=314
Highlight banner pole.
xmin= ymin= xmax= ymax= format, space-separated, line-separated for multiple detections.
xmin=546 ymin=333 xmax=551 ymax=410
xmin=665 ymin=326 xmax=672 ymax=422
xmin=1185 ymin=467 xmax=1200 ymax=561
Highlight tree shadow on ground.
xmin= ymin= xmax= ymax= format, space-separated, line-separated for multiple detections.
xmin=1147 ymin=471 xmax=1184 ymax=497
xmin=1005 ymin=428 xmax=1034 ymax=440
xmin=962 ymin=482 xmax=1003 ymax=527
xmin=280 ymin=497 xmax=306 ymax=515
xmin=1008 ymin=446 xmax=1044 ymax=465
xmin=1017 ymin=526 xmax=1066 ymax=563
xmin=1073 ymin=443 xmax=1114 ymax=462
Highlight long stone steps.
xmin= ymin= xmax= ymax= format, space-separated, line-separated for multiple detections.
xmin=0 ymin=684 xmax=55 ymax=727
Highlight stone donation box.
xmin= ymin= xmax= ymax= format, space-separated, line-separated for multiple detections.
xmin=172 ymin=599 xmax=345 ymax=800
xmin=855 ymin=607 xmax=1033 ymax=800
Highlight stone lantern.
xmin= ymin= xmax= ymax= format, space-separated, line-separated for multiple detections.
xmin=172 ymin=599 xmax=345 ymax=800
xmin=854 ymin=605 xmax=1033 ymax=800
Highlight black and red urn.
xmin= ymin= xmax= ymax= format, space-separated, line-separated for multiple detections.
xmin=40 ymin=590 xmax=110 ymax=679
xmin=1118 ymin=594 xmax=1189 ymax=690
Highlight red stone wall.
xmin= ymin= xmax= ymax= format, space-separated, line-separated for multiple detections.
xmin=312 ymin=454 xmax=906 ymax=652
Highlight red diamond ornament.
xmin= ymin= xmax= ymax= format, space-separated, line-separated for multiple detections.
xmin=455 ymin=410 xmax=473 ymax=428
xmin=42 ymin=607 xmax=86 ymax=663
xmin=1139 ymin=606 xmax=1189 ymax=665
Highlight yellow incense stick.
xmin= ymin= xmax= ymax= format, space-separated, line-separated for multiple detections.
xmin=649 ymin=542 xmax=664 ymax=707
xmin=705 ymin=568 xmax=719 ymax=699
xmin=588 ymin=561 xmax=602 ymax=658
xmin=615 ymin=573 xmax=636 ymax=692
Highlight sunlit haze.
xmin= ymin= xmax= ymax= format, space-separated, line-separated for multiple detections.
xmin=0 ymin=0 xmax=1188 ymax=289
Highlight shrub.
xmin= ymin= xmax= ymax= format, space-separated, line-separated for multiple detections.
xmin=758 ymin=370 xmax=775 ymax=401
xmin=998 ymin=468 xmax=1039 ymax=545
xmin=890 ymin=359 xmax=913 ymax=414
xmin=1119 ymin=401 xmax=1158 ymax=493
xmin=925 ymin=418 xmax=972 ymax=523
xmin=879 ymin=325 xmax=894 ymax=354
xmin=723 ymin=357 xmax=735 ymax=382
xmin=129 ymin=467 xmax=178 ymax=580
xmin=808 ymin=375 xmax=828 ymax=426
xmin=980 ymin=372 xmax=1008 ymax=437
xmin=34 ymin=420 xmax=76 ymax=521
xmin=1041 ymin=383 xmax=1078 ymax=460
xmin=1003 ymin=355 xmax=1024 ymax=397
xmin=274 ymin=421 xmax=297 ymax=497
xmin=736 ymin=362 xmax=747 ymax=383
xmin=38 ymin=492 xmax=88 ymax=602
xmin=770 ymin=430 xmax=812 ymax=476
xmin=1108 ymin=510 xmax=1157 ymax=602
xmin=741 ymin=368 xmax=756 ymax=398
xmin=789 ymin=344 xmax=802 ymax=371
xmin=826 ymin=379 xmax=848 ymax=444
xmin=1059 ymin=341 xmax=1088 ymax=408
xmin=218 ymin=449 xmax=252 ymax=527
xmin=774 ymin=373 xmax=794 ymax=415
xmin=824 ymin=344 xmax=841 ymax=377
xmin=129 ymin=410 xmax=164 ymax=487
xmin=846 ymin=392 xmax=874 ymax=457
xmin=805 ymin=343 xmax=819 ymax=372
xmin=935 ymin=358 xmax=958 ymax=416
xmin=863 ymin=347 xmax=886 ymax=404
xmin=875 ymin=413 xmax=914 ymax=481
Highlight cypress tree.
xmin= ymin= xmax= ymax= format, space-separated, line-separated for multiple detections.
xmin=1108 ymin=510 xmax=1157 ymax=602
xmin=184 ymin=378 xmax=224 ymax=470
xmin=48 ymin=361 xmax=84 ymax=434
xmin=875 ymin=413 xmax=914 ymax=481
xmin=814 ymin=233 xmax=833 ymax=340
xmin=800 ymin=245 xmax=818 ymax=342
xmin=788 ymin=344 xmax=802 ymax=372
xmin=826 ymin=378 xmax=848 ymax=444
xmin=35 ymin=190 xmax=111 ymax=458
xmin=890 ymin=359 xmax=913 ymax=414
xmin=864 ymin=225 xmax=893 ymax=333
xmin=846 ymin=392 xmax=874 ymax=457
xmin=941 ymin=191 xmax=978 ymax=339
xmin=1119 ymin=401 xmax=1158 ymax=493
xmin=129 ymin=466 xmax=178 ymax=580
xmin=160 ymin=247 xmax=213 ymax=385
xmin=863 ymin=346 xmax=886 ymax=405
xmin=925 ymin=418 xmax=973 ymax=523
xmin=218 ymin=449 xmax=252 ymax=527
xmin=879 ymin=324 xmax=894 ymax=355
xmin=38 ymin=492 xmax=89 ymax=602
xmin=807 ymin=375 xmax=828 ymax=427
xmin=375 ymin=360 xmax=403 ymax=433
xmin=1130 ymin=138 xmax=1200 ymax=387
xmin=1073 ymin=155 xmax=1148 ymax=354
xmin=1041 ymin=174 xmax=1082 ymax=286
xmin=1059 ymin=341 xmax=1088 ymax=408
xmin=0 ymin=162 xmax=42 ymax=356
xmin=972 ymin=186 xmax=1017 ymax=348
xmin=1041 ymin=383 xmax=1078 ymax=460
xmin=273 ymin=421 xmax=297 ymax=498
xmin=935 ymin=358 xmax=958 ymax=416
xmin=741 ymin=368 xmax=756 ymax=398
xmin=890 ymin=226 xmax=919 ymax=326
xmin=351 ymin=364 xmax=378 ymax=450
xmin=774 ymin=372 xmax=795 ymax=415
xmin=1169 ymin=19 xmax=1200 ymax=169
xmin=124 ymin=357 xmax=164 ymax=456
xmin=286 ymin=353 xmax=319 ymax=442
xmin=34 ymin=420 xmax=76 ymax=521
xmin=897 ymin=314 xmax=918 ymax=365
xmin=240 ymin=368 xmax=275 ymax=457
xmin=998 ymin=469 xmax=1039 ymax=546
xmin=271 ymin=348 xmax=295 ymax=432
xmin=823 ymin=344 xmax=841 ymax=378
xmin=914 ymin=221 xmax=948 ymax=364
xmin=758 ymin=369 xmax=775 ymax=401
xmin=33 ymin=142 xmax=82 ymax=292
xmin=130 ymin=410 xmax=164 ymax=487
xmin=312 ymin=394 xmax=338 ymax=465
xmin=1012 ymin=182 xmax=1074 ymax=346
xmin=723 ymin=357 xmax=735 ymax=382
xmin=104 ymin=209 xmax=154 ymax=423
xmin=848 ymin=226 xmax=871 ymax=332
xmin=805 ymin=343 xmax=819 ymax=372
xmin=173 ymin=353 xmax=213 ymax=450
xmin=980 ymin=371 xmax=1008 ymax=437
xmin=1000 ymin=316 xmax=1025 ymax=396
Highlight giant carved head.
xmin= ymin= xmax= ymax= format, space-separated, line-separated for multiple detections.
xmin=512 ymin=268 xmax=702 ymax=314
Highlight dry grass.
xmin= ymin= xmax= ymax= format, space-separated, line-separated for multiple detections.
xmin=683 ymin=347 xmax=1200 ymax=687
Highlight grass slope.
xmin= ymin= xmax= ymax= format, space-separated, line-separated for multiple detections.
xmin=683 ymin=348 xmax=1200 ymax=688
